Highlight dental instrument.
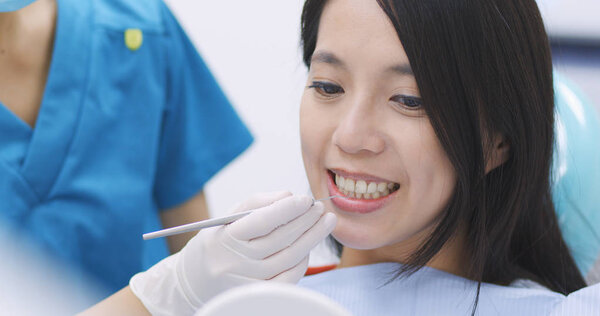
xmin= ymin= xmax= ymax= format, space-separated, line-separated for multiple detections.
xmin=142 ymin=195 xmax=344 ymax=240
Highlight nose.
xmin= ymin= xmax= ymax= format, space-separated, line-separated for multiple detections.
xmin=332 ymin=101 xmax=385 ymax=155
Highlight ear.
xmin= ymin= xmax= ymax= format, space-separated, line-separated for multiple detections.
xmin=485 ymin=134 xmax=510 ymax=174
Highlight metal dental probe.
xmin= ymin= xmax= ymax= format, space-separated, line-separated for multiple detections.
xmin=142 ymin=195 xmax=344 ymax=240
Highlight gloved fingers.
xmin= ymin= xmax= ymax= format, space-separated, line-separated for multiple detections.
xmin=248 ymin=212 xmax=337 ymax=280
xmin=228 ymin=191 xmax=292 ymax=214
xmin=226 ymin=195 xmax=314 ymax=241
xmin=268 ymin=255 xmax=310 ymax=284
xmin=229 ymin=202 xmax=325 ymax=260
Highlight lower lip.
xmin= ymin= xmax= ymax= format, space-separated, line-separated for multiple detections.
xmin=326 ymin=172 xmax=396 ymax=214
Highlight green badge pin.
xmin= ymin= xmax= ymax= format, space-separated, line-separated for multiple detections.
xmin=125 ymin=29 xmax=143 ymax=51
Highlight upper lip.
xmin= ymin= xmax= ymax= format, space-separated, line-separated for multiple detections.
xmin=329 ymin=168 xmax=399 ymax=184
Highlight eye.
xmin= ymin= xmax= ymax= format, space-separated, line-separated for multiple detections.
xmin=390 ymin=94 xmax=423 ymax=111
xmin=308 ymin=81 xmax=344 ymax=98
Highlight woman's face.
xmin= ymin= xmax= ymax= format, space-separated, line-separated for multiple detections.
xmin=300 ymin=0 xmax=456 ymax=252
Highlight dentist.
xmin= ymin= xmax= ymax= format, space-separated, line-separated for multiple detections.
xmin=0 ymin=0 xmax=252 ymax=295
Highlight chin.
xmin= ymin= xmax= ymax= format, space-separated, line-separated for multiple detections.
xmin=330 ymin=221 xmax=388 ymax=250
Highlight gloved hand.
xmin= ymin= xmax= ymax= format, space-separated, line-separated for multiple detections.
xmin=130 ymin=192 xmax=337 ymax=316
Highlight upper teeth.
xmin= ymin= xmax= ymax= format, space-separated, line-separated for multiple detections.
xmin=335 ymin=174 xmax=397 ymax=199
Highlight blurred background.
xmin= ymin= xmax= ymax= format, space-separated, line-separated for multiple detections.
xmin=162 ymin=0 xmax=600 ymax=217
xmin=2 ymin=1 xmax=598 ymax=313
xmin=539 ymin=0 xmax=600 ymax=112
xmin=163 ymin=0 xmax=309 ymax=216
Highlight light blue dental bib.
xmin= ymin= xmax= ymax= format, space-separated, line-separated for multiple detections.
xmin=299 ymin=263 xmax=600 ymax=315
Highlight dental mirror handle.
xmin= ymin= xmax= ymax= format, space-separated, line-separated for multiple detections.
xmin=143 ymin=195 xmax=343 ymax=240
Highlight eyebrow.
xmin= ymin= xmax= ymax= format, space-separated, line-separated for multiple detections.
xmin=311 ymin=51 xmax=346 ymax=68
xmin=388 ymin=64 xmax=414 ymax=77
xmin=311 ymin=50 xmax=414 ymax=77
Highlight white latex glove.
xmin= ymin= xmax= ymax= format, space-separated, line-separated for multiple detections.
xmin=130 ymin=192 xmax=337 ymax=316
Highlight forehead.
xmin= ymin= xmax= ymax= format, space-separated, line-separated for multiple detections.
xmin=315 ymin=0 xmax=410 ymax=71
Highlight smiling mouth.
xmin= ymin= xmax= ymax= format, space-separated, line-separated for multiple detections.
xmin=328 ymin=170 xmax=400 ymax=199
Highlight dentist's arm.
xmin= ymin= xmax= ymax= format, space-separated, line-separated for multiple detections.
xmin=160 ymin=191 xmax=210 ymax=254
xmin=78 ymin=287 xmax=149 ymax=316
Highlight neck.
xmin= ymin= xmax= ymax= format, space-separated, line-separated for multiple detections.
xmin=0 ymin=9 xmax=23 ymax=39
xmin=0 ymin=0 xmax=55 ymax=64
xmin=0 ymin=1 xmax=54 ymax=38
xmin=338 ymin=225 xmax=470 ymax=279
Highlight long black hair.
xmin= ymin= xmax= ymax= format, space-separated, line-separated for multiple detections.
xmin=301 ymin=0 xmax=586 ymax=298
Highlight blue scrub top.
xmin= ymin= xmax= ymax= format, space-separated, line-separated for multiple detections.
xmin=0 ymin=0 xmax=253 ymax=294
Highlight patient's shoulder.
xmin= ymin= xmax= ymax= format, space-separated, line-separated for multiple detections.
xmin=510 ymin=278 xmax=550 ymax=290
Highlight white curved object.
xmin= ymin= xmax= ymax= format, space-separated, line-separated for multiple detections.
xmin=196 ymin=282 xmax=353 ymax=316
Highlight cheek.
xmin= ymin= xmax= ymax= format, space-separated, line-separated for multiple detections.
xmin=403 ymin=126 xmax=456 ymax=218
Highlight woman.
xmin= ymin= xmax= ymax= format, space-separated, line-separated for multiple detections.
xmin=84 ymin=0 xmax=592 ymax=314
xmin=0 ymin=0 xmax=252 ymax=294
xmin=297 ymin=0 xmax=586 ymax=313
xmin=299 ymin=0 xmax=585 ymax=289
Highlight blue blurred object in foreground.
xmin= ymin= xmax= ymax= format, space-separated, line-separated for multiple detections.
xmin=552 ymin=72 xmax=600 ymax=278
